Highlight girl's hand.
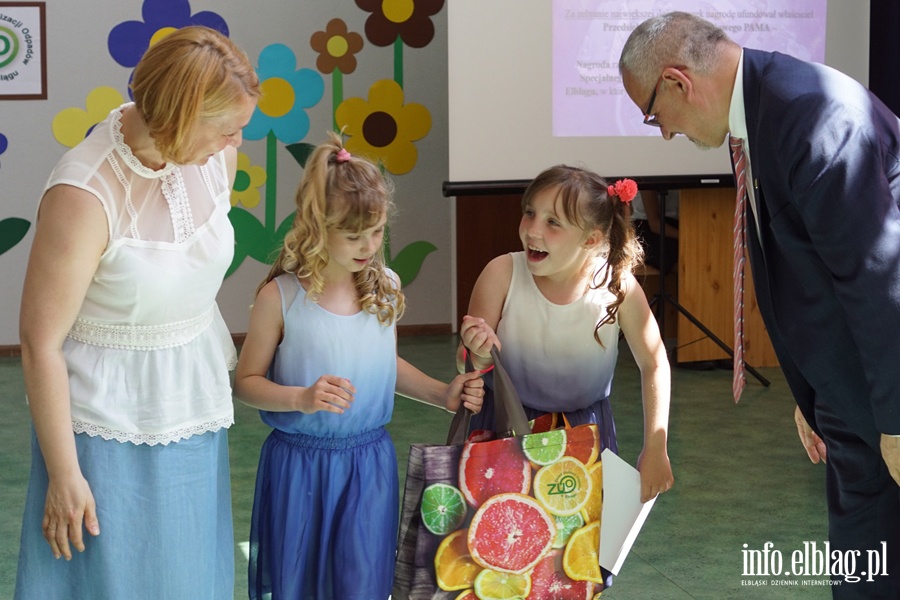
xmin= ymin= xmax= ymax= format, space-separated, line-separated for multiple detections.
xmin=42 ymin=473 xmax=100 ymax=560
xmin=445 ymin=371 xmax=485 ymax=413
xmin=298 ymin=375 xmax=356 ymax=414
xmin=636 ymin=446 xmax=674 ymax=503
xmin=459 ymin=316 xmax=500 ymax=370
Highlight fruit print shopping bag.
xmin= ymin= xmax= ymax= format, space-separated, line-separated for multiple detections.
xmin=393 ymin=347 xmax=605 ymax=600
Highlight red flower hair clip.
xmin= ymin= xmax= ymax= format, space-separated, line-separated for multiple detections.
xmin=608 ymin=178 xmax=638 ymax=204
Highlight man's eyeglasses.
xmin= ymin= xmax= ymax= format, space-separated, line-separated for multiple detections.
xmin=643 ymin=74 xmax=664 ymax=127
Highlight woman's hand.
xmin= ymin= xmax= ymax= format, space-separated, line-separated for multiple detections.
xmin=42 ymin=473 xmax=100 ymax=560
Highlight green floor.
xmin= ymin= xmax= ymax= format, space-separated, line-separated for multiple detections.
xmin=0 ymin=335 xmax=830 ymax=599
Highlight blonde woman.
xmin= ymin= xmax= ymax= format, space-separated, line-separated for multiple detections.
xmin=16 ymin=26 xmax=259 ymax=598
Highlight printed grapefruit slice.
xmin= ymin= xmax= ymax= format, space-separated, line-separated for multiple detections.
xmin=459 ymin=437 xmax=531 ymax=508
xmin=467 ymin=493 xmax=556 ymax=574
xmin=435 ymin=529 xmax=482 ymax=591
xmin=454 ymin=591 xmax=477 ymax=600
xmin=527 ymin=549 xmax=593 ymax=600
xmin=528 ymin=413 xmax=558 ymax=434
xmin=564 ymin=424 xmax=600 ymax=467
xmin=468 ymin=429 xmax=495 ymax=443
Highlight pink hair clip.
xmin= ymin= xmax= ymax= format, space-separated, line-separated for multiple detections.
xmin=336 ymin=148 xmax=352 ymax=163
xmin=607 ymin=178 xmax=638 ymax=204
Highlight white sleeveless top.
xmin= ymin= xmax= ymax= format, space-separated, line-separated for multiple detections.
xmin=495 ymin=252 xmax=620 ymax=412
xmin=45 ymin=103 xmax=237 ymax=445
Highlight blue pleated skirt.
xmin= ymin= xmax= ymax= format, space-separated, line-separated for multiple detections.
xmin=15 ymin=428 xmax=234 ymax=600
xmin=249 ymin=426 xmax=399 ymax=600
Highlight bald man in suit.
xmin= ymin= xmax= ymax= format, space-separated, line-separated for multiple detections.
xmin=619 ymin=12 xmax=900 ymax=598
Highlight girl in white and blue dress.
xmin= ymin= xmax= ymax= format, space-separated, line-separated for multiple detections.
xmin=459 ymin=165 xmax=675 ymax=505
xmin=16 ymin=27 xmax=259 ymax=599
xmin=234 ymin=132 xmax=484 ymax=600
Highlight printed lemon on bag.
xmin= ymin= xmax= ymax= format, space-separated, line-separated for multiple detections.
xmin=533 ymin=456 xmax=592 ymax=517
xmin=580 ymin=462 xmax=603 ymax=523
xmin=563 ymin=521 xmax=604 ymax=584
xmin=434 ymin=529 xmax=482 ymax=591
xmin=473 ymin=568 xmax=532 ymax=600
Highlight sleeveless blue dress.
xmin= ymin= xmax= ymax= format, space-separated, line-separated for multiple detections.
xmin=248 ymin=274 xmax=399 ymax=600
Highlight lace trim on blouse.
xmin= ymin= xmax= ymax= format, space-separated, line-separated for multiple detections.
xmin=72 ymin=415 xmax=234 ymax=446
xmin=67 ymin=304 xmax=215 ymax=350
xmin=109 ymin=104 xmax=195 ymax=243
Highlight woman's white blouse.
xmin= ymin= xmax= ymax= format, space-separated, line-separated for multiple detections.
xmin=43 ymin=104 xmax=236 ymax=445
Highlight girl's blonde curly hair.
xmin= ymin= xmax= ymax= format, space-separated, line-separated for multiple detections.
xmin=258 ymin=131 xmax=405 ymax=325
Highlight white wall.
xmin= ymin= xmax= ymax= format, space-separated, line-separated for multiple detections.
xmin=0 ymin=0 xmax=452 ymax=346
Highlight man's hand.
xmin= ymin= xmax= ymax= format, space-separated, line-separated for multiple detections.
xmin=794 ymin=406 xmax=827 ymax=464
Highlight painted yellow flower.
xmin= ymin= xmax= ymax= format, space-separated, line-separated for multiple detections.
xmin=52 ymin=87 xmax=126 ymax=148
xmin=231 ymin=152 xmax=267 ymax=208
xmin=335 ymin=79 xmax=431 ymax=175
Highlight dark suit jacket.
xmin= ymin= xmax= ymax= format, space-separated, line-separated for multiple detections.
xmin=741 ymin=48 xmax=900 ymax=448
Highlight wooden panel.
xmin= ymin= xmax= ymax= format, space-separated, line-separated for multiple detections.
xmin=677 ymin=188 xmax=778 ymax=367
xmin=455 ymin=194 xmax=523 ymax=326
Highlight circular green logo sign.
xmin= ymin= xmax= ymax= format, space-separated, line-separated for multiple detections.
xmin=0 ymin=26 xmax=20 ymax=69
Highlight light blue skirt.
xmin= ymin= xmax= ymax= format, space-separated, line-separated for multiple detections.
xmin=249 ymin=426 xmax=399 ymax=600
xmin=15 ymin=428 xmax=234 ymax=599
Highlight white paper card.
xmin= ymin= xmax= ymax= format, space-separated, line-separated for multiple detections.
xmin=598 ymin=448 xmax=657 ymax=574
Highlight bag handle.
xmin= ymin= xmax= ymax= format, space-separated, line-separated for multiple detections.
xmin=446 ymin=345 xmax=531 ymax=444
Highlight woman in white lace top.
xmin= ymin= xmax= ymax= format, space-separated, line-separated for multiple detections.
xmin=15 ymin=27 xmax=259 ymax=598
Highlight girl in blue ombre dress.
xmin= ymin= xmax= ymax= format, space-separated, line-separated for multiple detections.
xmin=459 ymin=166 xmax=674 ymax=505
xmin=234 ymin=133 xmax=484 ymax=600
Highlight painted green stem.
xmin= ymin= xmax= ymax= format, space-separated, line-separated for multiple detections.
xmin=266 ymin=130 xmax=277 ymax=234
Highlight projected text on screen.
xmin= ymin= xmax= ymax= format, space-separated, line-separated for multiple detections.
xmin=553 ymin=0 xmax=827 ymax=137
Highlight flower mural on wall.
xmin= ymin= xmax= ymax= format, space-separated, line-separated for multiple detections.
xmin=311 ymin=19 xmax=364 ymax=76
xmin=0 ymin=133 xmax=31 ymax=256
xmin=107 ymin=0 xmax=228 ymax=69
xmin=81 ymin=1 xmax=441 ymax=287
xmin=356 ymin=0 xmax=444 ymax=88
xmin=226 ymin=44 xmax=325 ymax=277
xmin=311 ymin=19 xmax=365 ymax=131
xmin=51 ymin=87 xmax=126 ymax=148
xmin=286 ymin=17 xmax=439 ymax=286
xmin=356 ymin=0 xmax=444 ymax=48
xmin=336 ymin=79 xmax=431 ymax=176
xmin=243 ymin=44 xmax=324 ymax=144
xmin=231 ymin=152 xmax=267 ymax=208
